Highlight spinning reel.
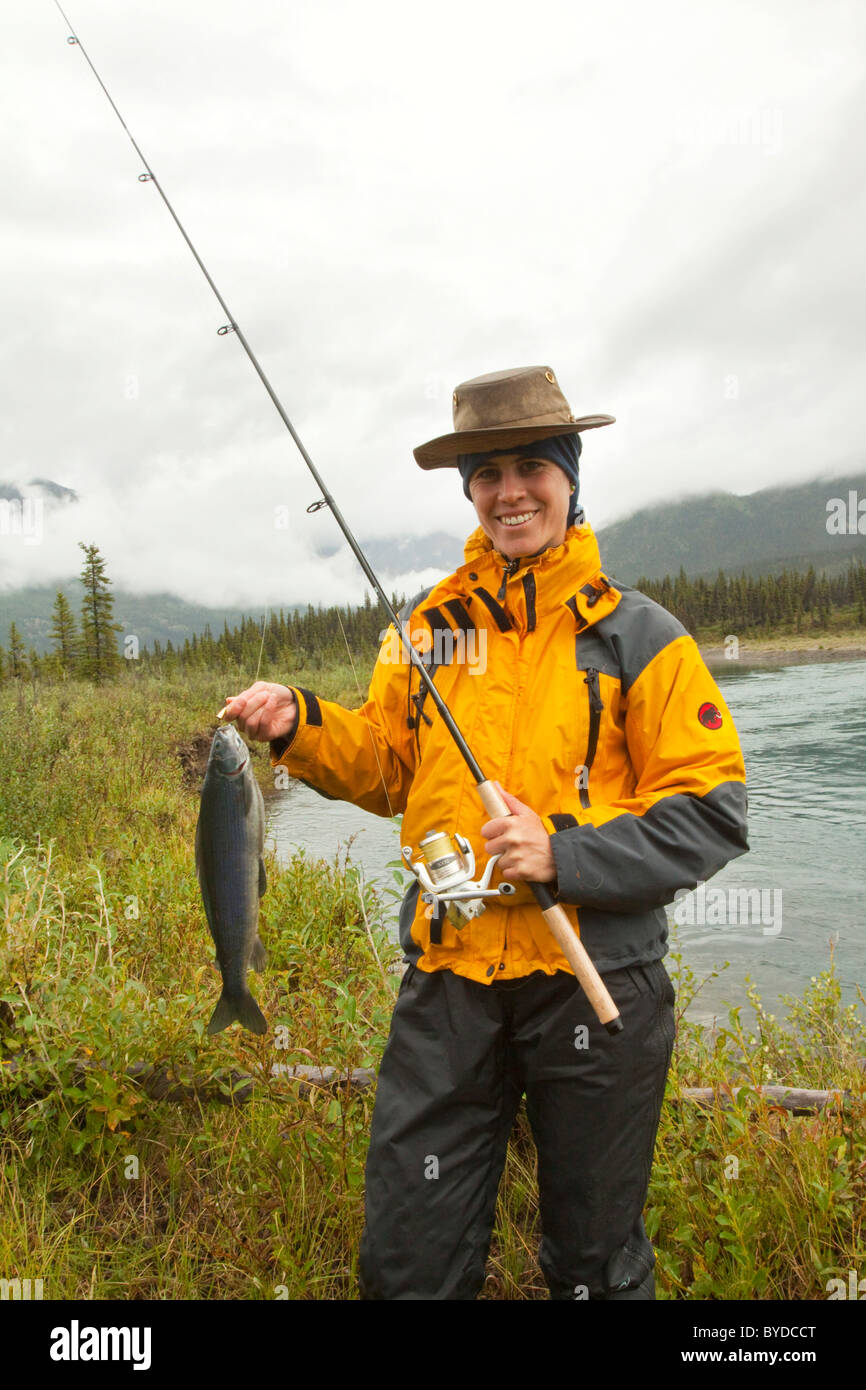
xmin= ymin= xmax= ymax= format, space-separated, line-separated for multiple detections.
xmin=402 ymin=829 xmax=516 ymax=929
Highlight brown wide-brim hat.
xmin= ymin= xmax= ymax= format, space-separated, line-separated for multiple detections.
xmin=413 ymin=365 xmax=614 ymax=468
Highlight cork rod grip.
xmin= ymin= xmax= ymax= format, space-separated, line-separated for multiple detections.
xmin=477 ymin=780 xmax=623 ymax=1034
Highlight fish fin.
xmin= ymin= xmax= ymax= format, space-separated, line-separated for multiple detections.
xmin=251 ymin=935 xmax=268 ymax=972
xmin=206 ymin=988 xmax=268 ymax=1036
xmin=259 ymin=858 xmax=267 ymax=898
xmin=243 ymin=766 xmax=259 ymax=815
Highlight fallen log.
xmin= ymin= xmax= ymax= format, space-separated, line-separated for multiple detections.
xmin=676 ymin=1085 xmax=850 ymax=1115
xmin=0 ymin=1054 xmax=856 ymax=1112
xmin=126 ymin=1061 xmax=257 ymax=1105
xmin=125 ymin=1056 xmax=375 ymax=1100
xmin=124 ymin=1062 xmax=377 ymax=1104
xmin=270 ymin=1063 xmax=376 ymax=1098
xmin=115 ymin=1060 xmax=376 ymax=1104
xmin=0 ymin=1054 xmax=376 ymax=1106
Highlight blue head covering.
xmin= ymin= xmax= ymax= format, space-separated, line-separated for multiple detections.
xmin=458 ymin=432 xmax=583 ymax=526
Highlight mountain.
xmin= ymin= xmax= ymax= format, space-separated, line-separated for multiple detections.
xmin=594 ymin=472 xmax=866 ymax=584
xmin=0 ymin=477 xmax=79 ymax=504
xmin=356 ymin=472 xmax=866 ymax=586
xmin=0 ymin=581 xmax=264 ymax=657
xmin=28 ymin=478 xmax=79 ymax=503
xmin=2 ymin=471 xmax=864 ymax=654
xmin=316 ymin=531 xmax=465 ymax=577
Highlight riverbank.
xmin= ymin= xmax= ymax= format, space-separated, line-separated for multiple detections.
xmin=700 ymin=629 xmax=866 ymax=669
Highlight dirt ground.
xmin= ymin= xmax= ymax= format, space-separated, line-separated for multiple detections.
xmin=701 ymin=633 xmax=866 ymax=669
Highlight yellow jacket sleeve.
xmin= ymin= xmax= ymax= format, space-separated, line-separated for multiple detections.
xmin=270 ymin=627 xmax=417 ymax=817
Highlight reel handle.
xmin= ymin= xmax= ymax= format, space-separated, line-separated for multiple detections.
xmin=477 ymin=781 xmax=623 ymax=1035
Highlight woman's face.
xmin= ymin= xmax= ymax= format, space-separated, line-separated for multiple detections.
xmin=468 ymin=454 xmax=572 ymax=560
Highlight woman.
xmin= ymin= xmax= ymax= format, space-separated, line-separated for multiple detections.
xmin=224 ymin=364 xmax=749 ymax=1300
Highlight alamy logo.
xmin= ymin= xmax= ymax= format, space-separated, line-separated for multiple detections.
xmin=0 ymin=1277 xmax=43 ymax=1300
xmin=378 ymin=622 xmax=487 ymax=674
xmin=673 ymin=881 xmax=782 ymax=940
xmin=674 ymin=105 xmax=784 ymax=156
xmin=826 ymin=1270 xmax=866 ymax=1299
xmin=826 ymin=492 xmax=866 ymax=535
xmin=49 ymin=1321 xmax=152 ymax=1371
xmin=0 ymin=497 xmax=43 ymax=545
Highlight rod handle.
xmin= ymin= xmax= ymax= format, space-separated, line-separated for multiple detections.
xmin=477 ymin=780 xmax=623 ymax=1034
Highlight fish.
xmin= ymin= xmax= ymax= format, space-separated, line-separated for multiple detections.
xmin=195 ymin=724 xmax=269 ymax=1035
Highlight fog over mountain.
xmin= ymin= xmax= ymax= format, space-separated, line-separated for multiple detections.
xmin=3 ymin=470 xmax=863 ymax=654
xmin=6 ymin=2 xmax=865 ymax=612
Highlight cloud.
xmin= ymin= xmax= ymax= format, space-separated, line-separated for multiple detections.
xmin=5 ymin=0 xmax=863 ymax=599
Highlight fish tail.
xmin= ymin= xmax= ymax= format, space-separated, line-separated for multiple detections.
xmin=250 ymin=935 xmax=268 ymax=972
xmin=206 ymin=988 xmax=268 ymax=1036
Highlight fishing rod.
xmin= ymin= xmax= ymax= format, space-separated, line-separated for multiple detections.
xmin=55 ymin=2 xmax=623 ymax=1034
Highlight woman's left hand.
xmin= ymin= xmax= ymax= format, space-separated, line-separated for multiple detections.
xmin=481 ymin=786 xmax=556 ymax=884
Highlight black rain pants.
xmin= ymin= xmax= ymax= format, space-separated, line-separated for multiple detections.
xmin=358 ymin=960 xmax=675 ymax=1300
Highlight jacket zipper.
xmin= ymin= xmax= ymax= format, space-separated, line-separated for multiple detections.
xmin=521 ymin=572 xmax=537 ymax=632
xmin=497 ymin=569 xmax=534 ymax=977
xmin=490 ymin=558 xmax=538 ymax=974
xmin=497 ymin=627 xmax=523 ymax=976
xmin=496 ymin=558 xmax=520 ymax=602
xmin=579 ymin=667 xmax=604 ymax=809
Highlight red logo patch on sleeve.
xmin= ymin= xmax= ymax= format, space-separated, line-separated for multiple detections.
xmin=698 ymin=702 xmax=723 ymax=730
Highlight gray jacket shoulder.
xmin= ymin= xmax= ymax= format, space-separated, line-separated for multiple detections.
xmin=397 ymin=586 xmax=436 ymax=625
xmin=579 ymin=580 xmax=689 ymax=695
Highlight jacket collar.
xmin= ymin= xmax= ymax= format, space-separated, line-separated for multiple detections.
xmin=422 ymin=521 xmax=620 ymax=633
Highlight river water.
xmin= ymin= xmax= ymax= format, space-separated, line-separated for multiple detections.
xmin=264 ymin=658 xmax=866 ymax=1027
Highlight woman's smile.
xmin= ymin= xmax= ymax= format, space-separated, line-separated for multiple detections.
xmin=469 ymin=455 xmax=571 ymax=558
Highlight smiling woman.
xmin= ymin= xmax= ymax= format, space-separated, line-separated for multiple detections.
xmin=467 ymin=455 xmax=572 ymax=560
xmin=225 ymin=362 xmax=750 ymax=1301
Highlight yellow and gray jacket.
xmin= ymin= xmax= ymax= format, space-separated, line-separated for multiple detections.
xmin=272 ymin=521 xmax=748 ymax=984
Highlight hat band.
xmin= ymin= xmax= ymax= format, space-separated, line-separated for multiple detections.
xmin=455 ymin=407 xmax=573 ymax=433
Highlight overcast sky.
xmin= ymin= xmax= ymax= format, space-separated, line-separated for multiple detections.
xmin=4 ymin=0 xmax=865 ymax=607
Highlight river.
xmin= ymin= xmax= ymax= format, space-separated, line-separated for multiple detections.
xmin=264 ymin=658 xmax=866 ymax=1027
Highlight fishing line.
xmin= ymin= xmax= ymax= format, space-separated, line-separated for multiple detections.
xmin=52 ymin=0 xmax=477 ymax=772
xmin=54 ymin=3 xmax=623 ymax=1032
xmin=253 ymin=605 xmax=270 ymax=685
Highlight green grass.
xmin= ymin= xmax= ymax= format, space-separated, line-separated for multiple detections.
xmin=645 ymin=956 xmax=866 ymax=1300
xmin=1 ymin=671 xmax=864 ymax=1299
xmin=0 ymin=669 xmax=399 ymax=1298
xmin=0 ymin=827 xmax=398 ymax=1299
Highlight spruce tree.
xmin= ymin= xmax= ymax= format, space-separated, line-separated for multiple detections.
xmin=49 ymin=589 xmax=81 ymax=677
xmin=78 ymin=542 xmax=122 ymax=683
xmin=7 ymin=623 xmax=28 ymax=679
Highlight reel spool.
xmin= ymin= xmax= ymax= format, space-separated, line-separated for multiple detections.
xmin=402 ymin=829 xmax=516 ymax=929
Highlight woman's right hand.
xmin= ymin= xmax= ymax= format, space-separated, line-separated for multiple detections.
xmin=221 ymin=682 xmax=298 ymax=743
